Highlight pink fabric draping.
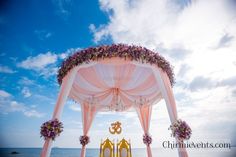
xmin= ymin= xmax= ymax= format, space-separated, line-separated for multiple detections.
xmin=135 ymin=105 xmax=153 ymax=157
xmin=80 ymin=67 xmax=109 ymax=90
xmin=68 ymin=58 xmax=162 ymax=111
xmin=158 ymin=69 xmax=188 ymax=157
xmin=80 ymin=102 xmax=97 ymax=157
xmin=41 ymin=68 xmax=78 ymax=157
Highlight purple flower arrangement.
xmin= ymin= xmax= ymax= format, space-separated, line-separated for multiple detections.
xmin=40 ymin=119 xmax=63 ymax=140
xmin=80 ymin=135 xmax=90 ymax=146
xmin=143 ymin=133 xmax=152 ymax=146
xmin=169 ymin=119 xmax=192 ymax=142
xmin=57 ymin=44 xmax=175 ymax=86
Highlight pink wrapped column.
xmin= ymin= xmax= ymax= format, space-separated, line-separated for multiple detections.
xmin=154 ymin=68 xmax=188 ymax=157
xmin=40 ymin=68 xmax=78 ymax=157
xmin=146 ymin=145 xmax=152 ymax=157
xmin=136 ymin=105 xmax=153 ymax=157
xmin=80 ymin=102 xmax=97 ymax=157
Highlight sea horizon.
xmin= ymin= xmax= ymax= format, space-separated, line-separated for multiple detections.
xmin=1 ymin=147 xmax=235 ymax=157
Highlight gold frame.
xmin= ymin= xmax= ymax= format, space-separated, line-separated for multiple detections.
xmin=99 ymin=138 xmax=115 ymax=157
xmin=116 ymin=138 xmax=132 ymax=157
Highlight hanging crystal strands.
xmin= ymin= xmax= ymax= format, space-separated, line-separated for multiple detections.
xmin=85 ymin=95 xmax=99 ymax=106
xmin=109 ymin=88 xmax=125 ymax=111
xmin=134 ymin=96 xmax=149 ymax=107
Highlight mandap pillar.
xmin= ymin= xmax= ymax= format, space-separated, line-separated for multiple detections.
xmin=136 ymin=104 xmax=153 ymax=157
xmin=79 ymin=101 xmax=97 ymax=157
xmin=154 ymin=68 xmax=188 ymax=157
xmin=40 ymin=68 xmax=78 ymax=157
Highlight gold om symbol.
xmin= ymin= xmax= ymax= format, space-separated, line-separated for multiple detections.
xmin=109 ymin=121 xmax=122 ymax=134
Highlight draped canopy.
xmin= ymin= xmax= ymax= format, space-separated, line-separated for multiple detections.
xmin=69 ymin=57 xmax=163 ymax=112
xmin=40 ymin=44 xmax=188 ymax=157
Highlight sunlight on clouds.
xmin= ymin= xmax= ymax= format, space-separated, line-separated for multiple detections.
xmin=183 ymin=47 xmax=236 ymax=82
xmin=89 ymin=0 xmax=236 ymax=146
xmin=17 ymin=47 xmax=80 ymax=78
xmin=17 ymin=52 xmax=59 ymax=77
xmin=17 ymin=52 xmax=58 ymax=69
xmin=170 ymin=1 xmax=234 ymax=48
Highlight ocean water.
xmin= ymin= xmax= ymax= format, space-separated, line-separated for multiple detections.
xmin=0 ymin=148 xmax=235 ymax=157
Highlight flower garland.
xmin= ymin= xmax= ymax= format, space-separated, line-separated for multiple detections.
xmin=169 ymin=119 xmax=192 ymax=142
xmin=57 ymin=44 xmax=175 ymax=86
xmin=40 ymin=119 xmax=63 ymax=140
xmin=143 ymin=133 xmax=152 ymax=146
xmin=80 ymin=135 xmax=90 ymax=146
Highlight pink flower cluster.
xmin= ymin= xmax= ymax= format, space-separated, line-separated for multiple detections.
xmin=57 ymin=44 xmax=175 ymax=86
xmin=169 ymin=119 xmax=192 ymax=142
xmin=40 ymin=119 xmax=63 ymax=140
xmin=80 ymin=135 xmax=90 ymax=146
xmin=143 ymin=133 xmax=152 ymax=146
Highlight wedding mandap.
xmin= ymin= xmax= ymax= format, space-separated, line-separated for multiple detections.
xmin=40 ymin=44 xmax=191 ymax=157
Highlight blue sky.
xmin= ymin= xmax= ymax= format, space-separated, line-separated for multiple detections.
xmin=0 ymin=0 xmax=110 ymax=148
xmin=0 ymin=0 xmax=236 ymax=151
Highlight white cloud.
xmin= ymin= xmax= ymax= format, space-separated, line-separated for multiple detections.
xmin=17 ymin=51 xmax=59 ymax=78
xmin=88 ymin=0 xmax=236 ymax=147
xmin=93 ymin=0 xmax=236 ymax=50
xmin=39 ymin=67 xmax=59 ymax=78
xmin=17 ymin=52 xmax=59 ymax=77
xmin=68 ymin=103 xmax=81 ymax=111
xmin=0 ymin=90 xmax=11 ymax=98
xmin=52 ymin=0 xmax=73 ymax=20
xmin=89 ymin=24 xmax=110 ymax=43
xmin=0 ymin=91 xmax=44 ymax=118
xmin=0 ymin=100 xmax=44 ymax=118
xmin=23 ymin=109 xmax=45 ymax=118
xmin=17 ymin=48 xmax=80 ymax=78
xmin=21 ymin=87 xmax=32 ymax=98
xmin=17 ymin=52 xmax=58 ymax=70
xmin=34 ymin=30 xmax=52 ymax=40
xmin=59 ymin=47 xmax=81 ymax=59
xmin=18 ymin=77 xmax=35 ymax=85
xmin=9 ymin=101 xmax=26 ymax=112
xmin=0 ymin=65 xmax=16 ymax=74
xmin=59 ymin=53 xmax=68 ymax=59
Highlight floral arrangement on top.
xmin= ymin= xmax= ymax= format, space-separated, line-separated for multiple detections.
xmin=40 ymin=119 xmax=63 ymax=140
xmin=169 ymin=119 xmax=192 ymax=142
xmin=57 ymin=44 xmax=175 ymax=86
